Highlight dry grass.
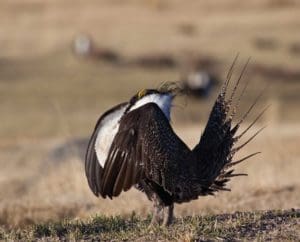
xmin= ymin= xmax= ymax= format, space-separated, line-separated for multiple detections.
xmin=1 ymin=209 xmax=299 ymax=241
xmin=1 ymin=0 xmax=300 ymax=68
xmin=1 ymin=0 xmax=300 ymax=141
xmin=0 ymin=123 xmax=299 ymax=229
xmin=0 ymin=0 xmax=299 ymax=239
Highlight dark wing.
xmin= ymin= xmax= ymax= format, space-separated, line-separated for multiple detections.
xmin=100 ymin=103 xmax=191 ymax=198
xmin=85 ymin=102 xmax=128 ymax=196
xmin=192 ymin=60 xmax=267 ymax=193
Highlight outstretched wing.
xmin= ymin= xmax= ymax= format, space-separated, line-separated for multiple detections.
xmin=85 ymin=102 xmax=128 ymax=196
xmin=193 ymin=59 xmax=266 ymax=193
xmin=99 ymin=103 xmax=191 ymax=198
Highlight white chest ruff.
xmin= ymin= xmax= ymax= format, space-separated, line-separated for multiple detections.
xmin=95 ymin=105 xmax=127 ymax=167
xmin=129 ymin=93 xmax=172 ymax=120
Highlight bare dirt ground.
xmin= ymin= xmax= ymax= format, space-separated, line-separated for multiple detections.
xmin=0 ymin=0 xmax=300 ymax=240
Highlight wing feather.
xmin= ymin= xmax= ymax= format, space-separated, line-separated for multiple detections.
xmin=99 ymin=103 xmax=191 ymax=198
xmin=85 ymin=102 xmax=128 ymax=197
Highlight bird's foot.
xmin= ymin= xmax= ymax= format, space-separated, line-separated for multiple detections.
xmin=162 ymin=204 xmax=174 ymax=227
xmin=149 ymin=205 xmax=163 ymax=227
xmin=150 ymin=215 xmax=160 ymax=227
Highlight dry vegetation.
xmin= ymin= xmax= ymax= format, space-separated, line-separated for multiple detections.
xmin=0 ymin=0 xmax=300 ymax=240
xmin=1 ymin=209 xmax=299 ymax=241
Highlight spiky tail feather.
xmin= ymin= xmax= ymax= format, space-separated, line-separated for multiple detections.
xmin=193 ymin=57 xmax=267 ymax=195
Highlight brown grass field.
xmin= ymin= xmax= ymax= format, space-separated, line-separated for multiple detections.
xmin=0 ymin=0 xmax=300 ymax=240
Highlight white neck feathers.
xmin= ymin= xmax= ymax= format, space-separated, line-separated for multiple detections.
xmin=129 ymin=93 xmax=173 ymax=120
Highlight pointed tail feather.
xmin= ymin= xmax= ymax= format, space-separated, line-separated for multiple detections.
xmin=192 ymin=58 xmax=266 ymax=196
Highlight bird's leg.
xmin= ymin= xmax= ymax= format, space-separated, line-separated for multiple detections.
xmin=150 ymin=194 xmax=163 ymax=226
xmin=162 ymin=203 xmax=174 ymax=226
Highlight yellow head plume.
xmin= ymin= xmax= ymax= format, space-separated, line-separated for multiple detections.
xmin=137 ymin=89 xmax=147 ymax=99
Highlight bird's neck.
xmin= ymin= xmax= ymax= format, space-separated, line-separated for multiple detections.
xmin=129 ymin=94 xmax=173 ymax=120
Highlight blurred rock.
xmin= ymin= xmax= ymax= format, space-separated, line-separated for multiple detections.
xmin=253 ymin=37 xmax=278 ymax=50
xmin=289 ymin=42 xmax=300 ymax=56
xmin=132 ymin=54 xmax=177 ymax=69
xmin=251 ymin=63 xmax=300 ymax=82
xmin=177 ymin=22 xmax=197 ymax=36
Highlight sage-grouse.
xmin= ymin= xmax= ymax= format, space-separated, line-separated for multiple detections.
xmin=85 ymin=61 xmax=265 ymax=226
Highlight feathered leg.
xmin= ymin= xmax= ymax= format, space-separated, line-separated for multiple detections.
xmin=162 ymin=203 xmax=174 ymax=226
xmin=150 ymin=194 xmax=163 ymax=225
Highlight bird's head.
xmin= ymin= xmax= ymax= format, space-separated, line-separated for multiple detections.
xmin=125 ymin=82 xmax=182 ymax=120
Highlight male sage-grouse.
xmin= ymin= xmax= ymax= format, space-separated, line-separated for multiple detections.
xmin=85 ymin=60 xmax=266 ymax=226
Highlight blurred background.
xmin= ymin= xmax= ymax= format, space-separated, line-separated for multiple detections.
xmin=0 ymin=0 xmax=299 ymax=228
